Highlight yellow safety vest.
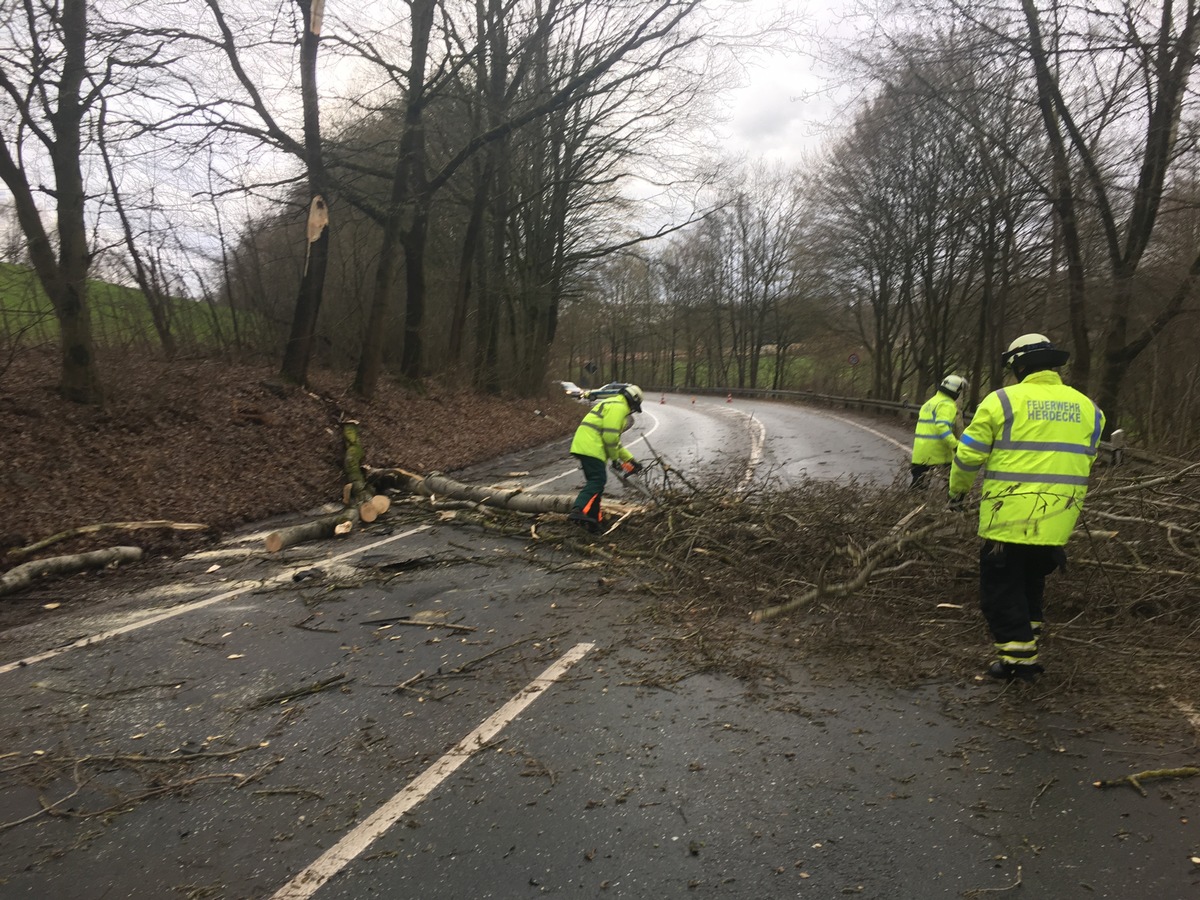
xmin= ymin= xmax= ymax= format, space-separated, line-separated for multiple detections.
xmin=570 ymin=396 xmax=635 ymax=463
xmin=911 ymin=390 xmax=959 ymax=465
xmin=949 ymin=371 xmax=1104 ymax=545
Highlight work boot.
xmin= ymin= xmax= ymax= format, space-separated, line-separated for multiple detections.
xmin=987 ymin=661 xmax=1044 ymax=682
xmin=567 ymin=511 xmax=600 ymax=534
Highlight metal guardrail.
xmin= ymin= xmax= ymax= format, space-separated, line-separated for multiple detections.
xmin=645 ymin=385 xmax=1145 ymax=467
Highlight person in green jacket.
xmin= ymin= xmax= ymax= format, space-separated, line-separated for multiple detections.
xmin=950 ymin=334 xmax=1104 ymax=681
xmin=911 ymin=374 xmax=967 ymax=488
xmin=568 ymin=385 xmax=645 ymax=533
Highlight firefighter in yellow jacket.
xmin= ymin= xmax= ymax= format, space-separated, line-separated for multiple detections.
xmin=568 ymin=385 xmax=644 ymax=533
xmin=949 ymin=334 xmax=1104 ymax=681
xmin=911 ymin=374 xmax=967 ymax=488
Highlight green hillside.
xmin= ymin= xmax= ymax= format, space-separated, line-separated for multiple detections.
xmin=0 ymin=261 xmax=244 ymax=350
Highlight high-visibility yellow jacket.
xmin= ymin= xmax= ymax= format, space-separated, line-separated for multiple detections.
xmin=911 ymin=389 xmax=960 ymax=465
xmin=570 ymin=396 xmax=635 ymax=463
xmin=949 ymin=371 xmax=1104 ymax=545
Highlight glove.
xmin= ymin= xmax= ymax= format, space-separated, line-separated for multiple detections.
xmin=948 ymin=494 xmax=966 ymax=512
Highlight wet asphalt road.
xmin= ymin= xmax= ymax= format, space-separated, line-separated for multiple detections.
xmin=0 ymin=397 xmax=1196 ymax=899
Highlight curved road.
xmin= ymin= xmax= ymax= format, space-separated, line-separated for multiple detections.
xmin=0 ymin=397 xmax=1195 ymax=900
xmin=462 ymin=395 xmax=913 ymax=496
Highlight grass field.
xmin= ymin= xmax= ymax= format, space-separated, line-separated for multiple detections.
xmin=0 ymin=261 xmax=245 ymax=352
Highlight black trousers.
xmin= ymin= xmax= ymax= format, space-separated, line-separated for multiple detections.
xmin=979 ymin=541 xmax=1065 ymax=661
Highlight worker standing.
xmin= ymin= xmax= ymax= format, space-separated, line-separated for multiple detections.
xmin=568 ymin=385 xmax=645 ymax=533
xmin=911 ymin=374 xmax=967 ymax=488
xmin=949 ymin=334 xmax=1104 ymax=681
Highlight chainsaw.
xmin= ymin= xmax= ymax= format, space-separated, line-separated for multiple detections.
xmin=612 ymin=463 xmax=657 ymax=504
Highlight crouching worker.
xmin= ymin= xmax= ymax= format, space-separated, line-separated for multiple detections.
xmin=949 ymin=334 xmax=1104 ymax=682
xmin=568 ymin=385 xmax=645 ymax=533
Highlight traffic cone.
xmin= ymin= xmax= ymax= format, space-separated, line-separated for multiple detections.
xmin=726 ymin=393 xmax=732 ymax=403
xmin=660 ymin=394 xmax=665 ymax=404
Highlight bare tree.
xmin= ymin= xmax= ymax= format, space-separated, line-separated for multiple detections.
xmin=0 ymin=0 xmax=105 ymax=402
xmin=864 ymin=0 xmax=1200 ymax=428
xmin=1016 ymin=0 xmax=1200 ymax=429
xmin=334 ymin=0 xmax=709 ymax=398
xmin=197 ymin=0 xmax=332 ymax=385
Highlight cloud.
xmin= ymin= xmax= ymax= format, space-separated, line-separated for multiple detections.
xmin=715 ymin=55 xmax=843 ymax=164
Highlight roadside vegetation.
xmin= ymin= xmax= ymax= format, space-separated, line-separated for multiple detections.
xmin=2 ymin=1 xmax=1200 ymax=452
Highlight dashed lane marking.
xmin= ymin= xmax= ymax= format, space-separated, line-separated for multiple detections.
xmin=270 ymin=642 xmax=596 ymax=900
xmin=0 ymin=525 xmax=432 ymax=676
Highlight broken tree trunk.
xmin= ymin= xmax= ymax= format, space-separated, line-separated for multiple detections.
xmin=0 ymin=546 xmax=144 ymax=597
xmin=342 ymin=419 xmax=368 ymax=505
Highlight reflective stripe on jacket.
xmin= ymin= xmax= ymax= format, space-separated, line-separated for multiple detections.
xmin=949 ymin=371 xmax=1104 ymax=545
xmin=911 ymin=390 xmax=959 ymax=465
xmin=570 ymin=396 xmax=635 ymax=463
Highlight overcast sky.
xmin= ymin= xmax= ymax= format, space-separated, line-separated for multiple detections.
xmin=707 ymin=0 xmax=865 ymax=166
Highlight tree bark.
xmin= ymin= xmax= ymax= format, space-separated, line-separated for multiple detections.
xmin=0 ymin=547 xmax=143 ymax=598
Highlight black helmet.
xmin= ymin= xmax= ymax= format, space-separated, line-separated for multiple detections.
xmin=1003 ymin=333 xmax=1070 ymax=372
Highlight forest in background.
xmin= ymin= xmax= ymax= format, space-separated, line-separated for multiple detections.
xmin=2 ymin=0 xmax=1200 ymax=453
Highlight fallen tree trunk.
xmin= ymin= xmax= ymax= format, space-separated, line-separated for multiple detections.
xmin=0 ymin=546 xmax=144 ymax=597
xmin=5 ymin=521 xmax=209 ymax=562
xmin=370 ymin=468 xmax=577 ymax=514
xmin=264 ymin=495 xmax=391 ymax=553
xmin=264 ymin=509 xmax=359 ymax=554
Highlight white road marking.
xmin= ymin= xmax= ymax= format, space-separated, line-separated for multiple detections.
xmin=809 ymin=408 xmax=910 ymax=452
xmin=270 ymin=642 xmax=596 ymax=900
xmin=0 ymin=525 xmax=432 ymax=676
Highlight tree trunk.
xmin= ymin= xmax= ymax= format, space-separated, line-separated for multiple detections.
xmin=0 ymin=547 xmax=143 ymax=598
xmin=371 ymin=469 xmax=578 ymax=514
xmin=280 ymin=0 xmax=330 ymax=386
xmin=400 ymin=204 xmax=429 ymax=380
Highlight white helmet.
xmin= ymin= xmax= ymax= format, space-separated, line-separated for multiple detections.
xmin=620 ymin=384 xmax=644 ymax=412
xmin=939 ymin=374 xmax=967 ymax=399
xmin=1003 ymin=333 xmax=1070 ymax=370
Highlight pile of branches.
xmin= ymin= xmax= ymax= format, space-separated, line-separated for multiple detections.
xmin=617 ymin=458 xmax=1200 ymax=732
